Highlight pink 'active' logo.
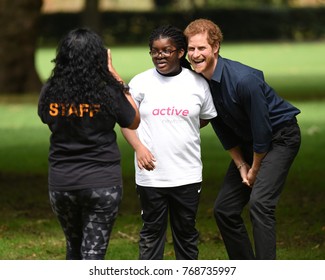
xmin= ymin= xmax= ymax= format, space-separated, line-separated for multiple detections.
xmin=152 ymin=106 xmax=189 ymax=116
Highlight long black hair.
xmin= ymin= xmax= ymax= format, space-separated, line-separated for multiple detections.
xmin=149 ymin=25 xmax=192 ymax=70
xmin=39 ymin=28 xmax=123 ymax=118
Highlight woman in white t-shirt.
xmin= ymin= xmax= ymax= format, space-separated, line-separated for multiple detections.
xmin=110 ymin=25 xmax=217 ymax=259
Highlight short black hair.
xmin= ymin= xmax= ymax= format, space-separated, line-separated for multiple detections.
xmin=149 ymin=25 xmax=191 ymax=70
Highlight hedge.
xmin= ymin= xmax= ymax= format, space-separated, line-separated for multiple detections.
xmin=39 ymin=7 xmax=325 ymax=45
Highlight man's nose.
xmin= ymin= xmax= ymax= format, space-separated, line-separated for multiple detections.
xmin=192 ymin=49 xmax=200 ymax=57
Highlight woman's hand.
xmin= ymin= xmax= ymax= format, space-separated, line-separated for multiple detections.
xmin=107 ymin=48 xmax=121 ymax=81
xmin=136 ymin=145 xmax=156 ymax=171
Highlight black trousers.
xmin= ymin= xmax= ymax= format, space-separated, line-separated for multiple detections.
xmin=214 ymin=122 xmax=301 ymax=260
xmin=136 ymin=183 xmax=201 ymax=260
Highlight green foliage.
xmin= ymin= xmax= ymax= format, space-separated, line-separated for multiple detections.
xmin=39 ymin=8 xmax=325 ymax=44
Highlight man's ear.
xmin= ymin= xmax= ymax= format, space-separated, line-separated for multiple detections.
xmin=213 ymin=42 xmax=220 ymax=55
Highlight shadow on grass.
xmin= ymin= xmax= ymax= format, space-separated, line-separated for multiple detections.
xmin=0 ymin=169 xmax=324 ymax=260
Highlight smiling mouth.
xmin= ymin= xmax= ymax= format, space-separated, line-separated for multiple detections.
xmin=192 ymin=59 xmax=205 ymax=66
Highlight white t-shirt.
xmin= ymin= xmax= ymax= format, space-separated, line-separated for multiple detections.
xmin=129 ymin=67 xmax=217 ymax=187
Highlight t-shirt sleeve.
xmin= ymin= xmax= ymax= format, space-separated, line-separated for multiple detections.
xmin=128 ymin=77 xmax=143 ymax=108
xmin=200 ymin=79 xmax=218 ymax=120
xmin=115 ymin=92 xmax=136 ymax=128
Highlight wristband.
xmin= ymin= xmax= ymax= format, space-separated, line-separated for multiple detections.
xmin=123 ymin=83 xmax=130 ymax=91
xmin=237 ymin=162 xmax=246 ymax=170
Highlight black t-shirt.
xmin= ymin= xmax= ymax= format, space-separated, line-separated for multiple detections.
xmin=38 ymin=84 xmax=135 ymax=191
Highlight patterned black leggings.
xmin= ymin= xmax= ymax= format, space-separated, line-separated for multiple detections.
xmin=49 ymin=186 xmax=122 ymax=260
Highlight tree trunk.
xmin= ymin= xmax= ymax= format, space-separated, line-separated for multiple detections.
xmin=82 ymin=0 xmax=100 ymax=34
xmin=0 ymin=0 xmax=42 ymax=94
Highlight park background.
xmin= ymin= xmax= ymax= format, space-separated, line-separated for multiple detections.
xmin=0 ymin=0 xmax=324 ymax=259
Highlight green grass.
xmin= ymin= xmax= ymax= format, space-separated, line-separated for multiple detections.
xmin=0 ymin=100 xmax=324 ymax=260
xmin=36 ymin=42 xmax=325 ymax=100
xmin=0 ymin=42 xmax=324 ymax=260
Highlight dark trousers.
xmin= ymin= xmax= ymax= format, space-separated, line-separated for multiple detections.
xmin=214 ymin=122 xmax=301 ymax=260
xmin=136 ymin=183 xmax=201 ymax=260
xmin=49 ymin=186 xmax=122 ymax=260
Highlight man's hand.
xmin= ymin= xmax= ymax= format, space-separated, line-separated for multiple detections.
xmin=238 ymin=163 xmax=251 ymax=187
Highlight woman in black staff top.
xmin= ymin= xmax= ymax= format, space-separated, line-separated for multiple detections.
xmin=38 ymin=28 xmax=140 ymax=260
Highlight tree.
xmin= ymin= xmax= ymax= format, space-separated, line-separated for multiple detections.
xmin=0 ymin=0 xmax=43 ymax=94
xmin=82 ymin=0 xmax=100 ymax=34
xmin=153 ymin=0 xmax=174 ymax=9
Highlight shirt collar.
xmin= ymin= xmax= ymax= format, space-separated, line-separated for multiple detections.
xmin=211 ymin=55 xmax=224 ymax=83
